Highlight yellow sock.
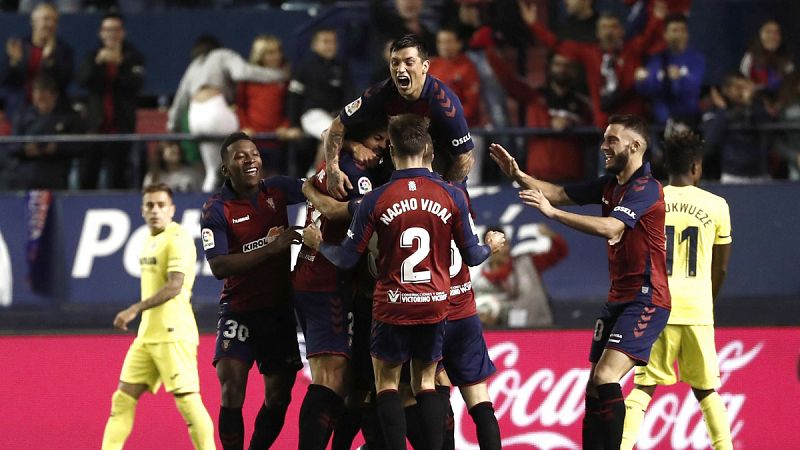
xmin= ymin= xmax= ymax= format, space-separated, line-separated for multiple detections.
xmin=621 ymin=388 xmax=652 ymax=450
xmin=699 ymin=391 xmax=733 ymax=450
xmin=175 ymin=393 xmax=216 ymax=450
xmin=101 ymin=390 xmax=138 ymax=450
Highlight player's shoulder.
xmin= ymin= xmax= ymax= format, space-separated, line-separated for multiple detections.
xmin=167 ymin=221 xmax=193 ymax=242
xmin=201 ymin=193 xmax=225 ymax=217
xmin=629 ymin=173 xmax=662 ymax=195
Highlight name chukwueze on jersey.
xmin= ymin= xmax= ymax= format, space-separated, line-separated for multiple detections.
xmin=379 ymin=197 xmax=453 ymax=226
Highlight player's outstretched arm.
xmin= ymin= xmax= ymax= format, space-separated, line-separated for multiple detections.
xmin=323 ymin=116 xmax=353 ymax=199
xmin=302 ymin=178 xmax=351 ymax=221
xmin=489 ymin=143 xmax=572 ymax=205
xmin=520 ymin=189 xmax=624 ymax=242
xmin=303 ymin=223 xmax=362 ymax=270
xmin=113 ymin=271 xmax=185 ymax=331
xmin=207 ymin=228 xmax=302 ymax=279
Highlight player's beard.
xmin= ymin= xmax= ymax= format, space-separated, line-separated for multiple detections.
xmin=606 ymin=145 xmax=631 ymax=175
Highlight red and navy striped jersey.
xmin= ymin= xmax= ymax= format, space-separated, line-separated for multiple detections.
xmin=339 ymin=75 xmax=474 ymax=156
xmin=564 ymin=163 xmax=671 ymax=309
xmin=293 ymin=152 xmax=385 ymax=293
xmin=200 ymin=176 xmax=305 ymax=312
xmin=319 ymin=168 xmax=489 ymax=325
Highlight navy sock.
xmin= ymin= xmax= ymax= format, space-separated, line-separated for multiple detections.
xmin=582 ymin=396 xmax=605 ymax=450
xmin=219 ymin=406 xmax=244 ymax=450
xmin=597 ymin=383 xmax=625 ymax=450
xmin=376 ymin=390 xmax=406 ymax=450
xmin=436 ymin=385 xmax=455 ymax=450
xmin=416 ymin=390 xmax=445 ymax=450
xmin=298 ymin=384 xmax=344 ymax=450
xmin=468 ymin=401 xmax=501 ymax=450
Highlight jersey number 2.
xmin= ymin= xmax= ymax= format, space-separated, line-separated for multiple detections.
xmin=666 ymin=225 xmax=698 ymax=277
xmin=400 ymin=228 xmax=461 ymax=283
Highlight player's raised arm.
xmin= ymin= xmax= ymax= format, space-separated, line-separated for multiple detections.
xmin=323 ymin=115 xmax=352 ymax=199
xmin=489 ymin=142 xmax=572 ymax=205
xmin=520 ymin=188 xmax=625 ymax=242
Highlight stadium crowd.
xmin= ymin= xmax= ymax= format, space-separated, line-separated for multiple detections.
xmin=1 ymin=0 xmax=799 ymax=191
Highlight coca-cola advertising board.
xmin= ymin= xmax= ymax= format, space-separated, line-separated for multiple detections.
xmin=1 ymin=327 xmax=797 ymax=449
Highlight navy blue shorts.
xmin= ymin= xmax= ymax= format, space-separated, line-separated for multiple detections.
xmin=589 ymin=297 xmax=670 ymax=366
xmin=294 ymin=290 xmax=353 ymax=358
xmin=214 ymin=303 xmax=303 ymax=374
xmin=370 ymin=319 xmax=446 ymax=365
xmin=442 ymin=314 xmax=496 ymax=386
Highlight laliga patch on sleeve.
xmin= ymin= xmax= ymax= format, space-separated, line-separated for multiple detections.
xmin=357 ymin=176 xmax=372 ymax=194
xmin=344 ymin=97 xmax=362 ymax=116
xmin=201 ymin=228 xmax=215 ymax=250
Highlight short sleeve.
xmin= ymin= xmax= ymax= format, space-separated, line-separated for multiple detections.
xmin=200 ymin=199 xmax=229 ymax=260
xmin=564 ymin=176 xmax=612 ymax=205
xmin=166 ymin=226 xmax=196 ymax=275
xmin=714 ymin=198 xmax=732 ymax=245
xmin=430 ymin=83 xmax=473 ymax=155
xmin=611 ymin=179 xmax=661 ymax=229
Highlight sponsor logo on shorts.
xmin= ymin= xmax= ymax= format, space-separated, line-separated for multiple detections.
xmin=344 ymin=97 xmax=362 ymax=116
xmin=202 ymin=228 xmax=215 ymax=250
xmin=222 ymin=339 xmax=231 ymax=350
xmin=609 ymin=333 xmax=622 ymax=344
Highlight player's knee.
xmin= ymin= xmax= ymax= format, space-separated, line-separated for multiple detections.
xmin=219 ymin=378 xmax=247 ymax=407
xmin=691 ymin=387 xmax=714 ymax=402
xmin=110 ymin=389 xmax=137 ymax=415
xmin=264 ymin=389 xmax=292 ymax=414
xmin=591 ymin=365 xmax=619 ymax=386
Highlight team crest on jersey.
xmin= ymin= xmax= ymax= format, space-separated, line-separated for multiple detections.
xmin=408 ymin=181 xmax=417 ymax=191
xmin=357 ymin=176 xmax=372 ymax=195
xmin=344 ymin=97 xmax=362 ymax=116
xmin=266 ymin=197 xmax=276 ymax=210
xmin=201 ymin=228 xmax=215 ymax=250
xmin=388 ymin=289 xmax=400 ymax=303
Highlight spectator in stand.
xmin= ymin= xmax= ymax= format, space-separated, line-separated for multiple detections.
xmin=77 ymin=13 xmax=145 ymax=190
xmin=370 ymin=0 xmax=437 ymax=56
xmin=286 ymin=28 xmax=352 ymax=176
xmin=774 ymin=71 xmax=800 ymax=181
xmin=554 ymin=0 xmax=599 ymax=43
xmin=142 ymin=141 xmax=203 ymax=192
xmin=1 ymin=74 xmax=83 ymax=190
xmin=472 ymin=223 xmax=569 ymax=328
xmin=1 ymin=3 xmax=74 ymax=121
xmin=483 ymin=42 xmax=593 ymax=182
xmin=634 ymin=13 xmax=704 ymax=176
xmin=167 ymin=34 xmax=286 ymax=192
xmin=740 ymin=19 xmax=795 ymax=109
xmin=236 ymin=35 xmax=301 ymax=176
xmin=519 ymin=0 xmax=667 ymax=128
xmin=703 ymin=73 xmax=772 ymax=183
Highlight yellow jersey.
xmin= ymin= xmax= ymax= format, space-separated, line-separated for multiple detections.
xmin=663 ymin=185 xmax=732 ymax=325
xmin=137 ymin=221 xmax=199 ymax=344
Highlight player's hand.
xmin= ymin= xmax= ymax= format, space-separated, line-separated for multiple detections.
xmin=272 ymin=227 xmax=303 ymax=252
xmin=489 ymin=143 xmax=522 ymax=181
xmin=520 ymin=188 xmax=556 ymax=217
xmin=302 ymin=223 xmax=322 ymax=250
xmin=485 ymin=230 xmax=507 ymax=254
xmin=518 ymin=0 xmax=537 ymax=25
xmin=326 ymin=165 xmax=352 ymax=200
xmin=351 ymin=142 xmax=379 ymax=168
xmin=113 ymin=306 xmax=139 ymax=331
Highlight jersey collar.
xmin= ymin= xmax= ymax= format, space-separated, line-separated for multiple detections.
xmin=390 ymin=167 xmax=436 ymax=180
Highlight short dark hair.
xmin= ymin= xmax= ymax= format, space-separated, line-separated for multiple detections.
xmin=390 ymin=34 xmax=429 ymax=60
xmin=191 ymin=33 xmax=221 ymax=60
xmin=219 ymin=131 xmax=256 ymax=161
xmin=664 ymin=13 xmax=688 ymax=28
xmin=346 ymin=116 xmax=389 ymax=143
xmin=663 ymin=130 xmax=704 ymax=176
xmin=608 ymin=114 xmax=649 ymax=148
xmin=102 ymin=12 xmax=125 ymax=24
xmin=31 ymin=73 xmax=58 ymax=93
xmin=388 ymin=114 xmax=432 ymax=157
xmin=142 ymin=182 xmax=174 ymax=199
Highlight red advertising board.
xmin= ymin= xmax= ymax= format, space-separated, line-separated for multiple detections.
xmin=1 ymin=327 xmax=797 ymax=449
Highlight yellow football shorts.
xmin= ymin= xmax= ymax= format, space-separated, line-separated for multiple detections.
xmin=119 ymin=339 xmax=201 ymax=394
xmin=633 ymin=324 xmax=721 ymax=390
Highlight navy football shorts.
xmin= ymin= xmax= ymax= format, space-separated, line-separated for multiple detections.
xmin=294 ymin=290 xmax=353 ymax=358
xmin=370 ymin=319 xmax=446 ymax=365
xmin=589 ymin=296 xmax=670 ymax=366
xmin=442 ymin=314 xmax=496 ymax=386
xmin=213 ymin=302 xmax=303 ymax=374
